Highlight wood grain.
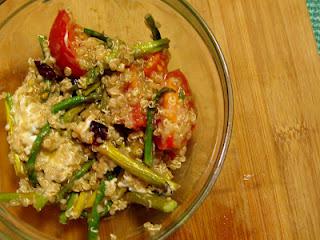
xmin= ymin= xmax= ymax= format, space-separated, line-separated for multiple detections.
xmin=0 ymin=0 xmax=319 ymax=239
xmin=169 ymin=0 xmax=320 ymax=239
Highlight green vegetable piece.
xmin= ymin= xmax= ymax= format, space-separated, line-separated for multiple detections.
xmin=59 ymin=193 xmax=78 ymax=224
xmin=0 ymin=192 xmax=21 ymax=202
xmin=145 ymin=14 xmax=162 ymax=40
xmin=81 ymin=199 xmax=112 ymax=219
xmin=178 ymin=88 xmax=186 ymax=100
xmin=73 ymin=191 xmax=89 ymax=218
xmin=143 ymin=87 xmax=175 ymax=167
xmin=73 ymin=66 xmax=101 ymax=94
xmin=84 ymin=28 xmax=112 ymax=47
xmin=73 ymin=161 xmax=94 ymax=180
xmin=57 ymin=160 xmax=94 ymax=200
xmin=143 ymin=109 xmax=154 ymax=167
xmin=87 ymin=181 xmax=106 ymax=240
xmin=105 ymin=172 xmax=116 ymax=181
xmin=84 ymin=28 xmax=108 ymax=42
xmin=133 ymin=38 xmax=170 ymax=58
xmin=124 ymin=192 xmax=177 ymax=213
xmin=51 ymin=94 xmax=101 ymax=114
xmin=100 ymin=200 xmax=113 ymax=217
xmin=25 ymin=122 xmax=51 ymax=187
xmin=104 ymin=49 xmax=119 ymax=64
xmin=84 ymin=67 xmax=101 ymax=87
xmin=81 ymin=211 xmax=89 ymax=218
xmin=153 ymin=87 xmax=175 ymax=103
xmin=33 ymin=193 xmax=49 ymax=211
xmin=70 ymin=84 xmax=79 ymax=92
xmin=82 ymin=82 xmax=101 ymax=97
xmin=105 ymin=166 xmax=122 ymax=181
xmin=85 ymin=191 xmax=98 ymax=209
xmin=38 ymin=35 xmax=48 ymax=59
xmin=13 ymin=154 xmax=25 ymax=178
xmin=105 ymin=171 xmax=116 ymax=181
xmin=96 ymin=143 xmax=180 ymax=191
xmin=63 ymin=104 xmax=86 ymax=123
xmin=100 ymin=91 xmax=109 ymax=109
xmin=0 ymin=192 xmax=48 ymax=211
xmin=4 ymin=93 xmax=25 ymax=177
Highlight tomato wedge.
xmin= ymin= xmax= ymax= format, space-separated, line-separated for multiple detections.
xmin=131 ymin=103 xmax=147 ymax=130
xmin=155 ymin=69 xmax=194 ymax=150
xmin=165 ymin=70 xmax=191 ymax=96
xmin=154 ymin=135 xmax=175 ymax=151
xmin=49 ymin=10 xmax=86 ymax=77
xmin=144 ymin=52 xmax=169 ymax=78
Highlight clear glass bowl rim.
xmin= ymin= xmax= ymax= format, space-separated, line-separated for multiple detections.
xmin=0 ymin=0 xmax=234 ymax=239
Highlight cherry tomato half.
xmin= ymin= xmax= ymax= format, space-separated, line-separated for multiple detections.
xmin=165 ymin=69 xmax=191 ymax=96
xmin=154 ymin=135 xmax=175 ymax=151
xmin=155 ymin=69 xmax=194 ymax=151
xmin=49 ymin=10 xmax=86 ymax=77
xmin=131 ymin=103 xmax=147 ymax=130
xmin=144 ymin=52 xmax=169 ymax=78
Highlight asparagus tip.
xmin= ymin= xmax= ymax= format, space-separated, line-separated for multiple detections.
xmin=33 ymin=193 xmax=48 ymax=211
xmin=162 ymin=199 xmax=178 ymax=213
xmin=167 ymin=180 xmax=180 ymax=192
xmin=59 ymin=215 xmax=68 ymax=225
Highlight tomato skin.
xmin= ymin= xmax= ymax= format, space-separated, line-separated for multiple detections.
xmin=165 ymin=70 xmax=191 ymax=96
xmin=49 ymin=10 xmax=86 ymax=77
xmin=131 ymin=104 xmax=147 ymax=130
xmin=155 ymin=135 xmax=174 ymax=150
xmin=155 ymin=69 xmax=194 ymax=151
xmin=144 ymin=52 xmax=169 ymax=78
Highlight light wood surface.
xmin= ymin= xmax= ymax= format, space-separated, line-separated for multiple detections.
xmin=170 ymin=0 xmax=320 ymax=239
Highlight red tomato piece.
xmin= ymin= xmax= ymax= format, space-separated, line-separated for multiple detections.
xmin=131 ymin=104 xmax=147 ymax=130
xmin=165 ymin=69 xmax=191 ymax=96
xmin=155 ymin=135 xmax=175 ymax=151
xmin=144 ymin=52 xmax=169 ymax=78
xmin=166 ymin=150 xmax=177 ymax=160
xmin=49 ymin=10 xmax=86 ymax=77
xmin=155 ymin=69 xmax=194 ymax=151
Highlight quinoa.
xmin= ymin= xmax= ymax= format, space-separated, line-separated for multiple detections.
xmin=143 ymin=222 xmax=162 ymax=235
xmin=2 ymin=9 xmax=197 ymax=239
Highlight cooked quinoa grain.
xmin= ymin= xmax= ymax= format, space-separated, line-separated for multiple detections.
xmin=1 ymin=9 xmax=196 ymax=239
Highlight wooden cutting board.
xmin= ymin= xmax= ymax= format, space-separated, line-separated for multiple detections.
xmin=170 ymin=0 xmax=320 ymax=239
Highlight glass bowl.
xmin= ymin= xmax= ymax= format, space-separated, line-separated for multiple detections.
xmin=0 ymin=0 xmax=233 ymax=239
